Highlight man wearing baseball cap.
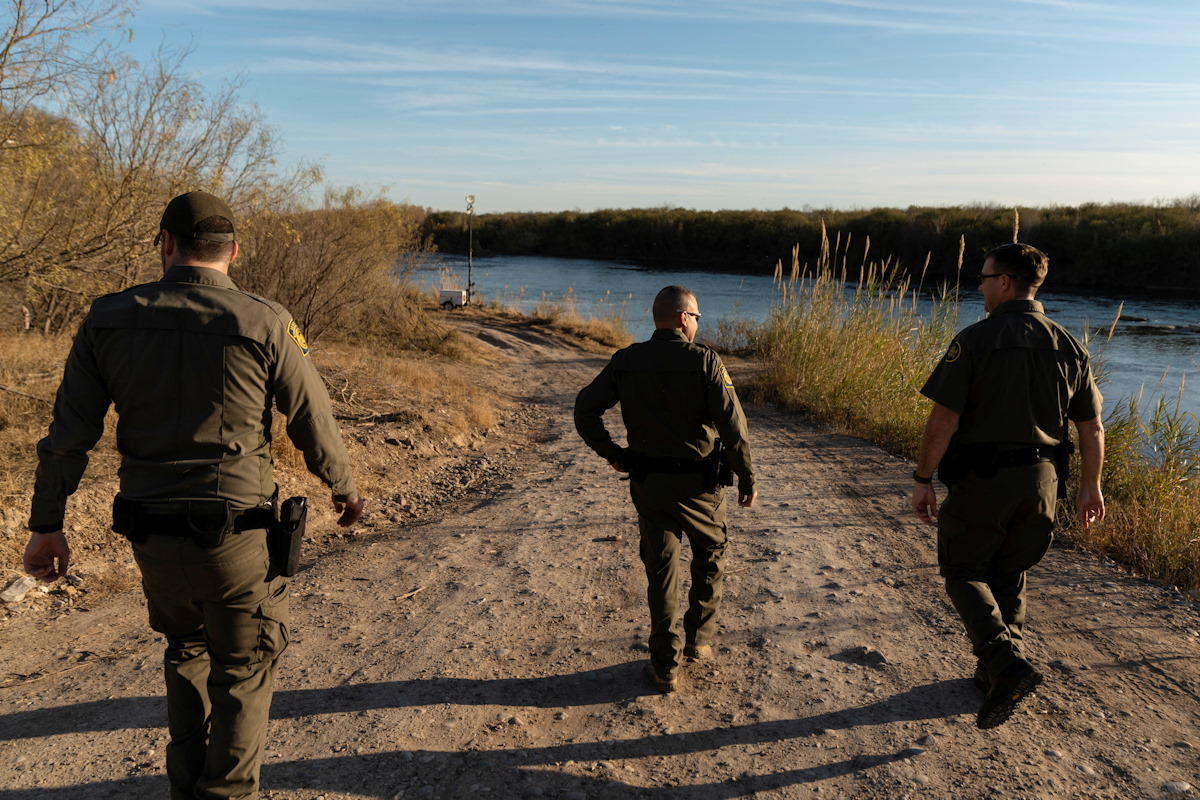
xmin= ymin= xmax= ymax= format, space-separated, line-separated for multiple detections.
xmin=24 ymin=190 xmax=365 ymax=799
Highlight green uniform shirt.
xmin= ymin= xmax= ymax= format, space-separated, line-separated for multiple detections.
xmin=921 ymin=298 xmax=1102 ymax=447
xmin=29 ymin=265 xmax=357 ymax=531
xmin=574 ymin=328 xmax=755 ymax=495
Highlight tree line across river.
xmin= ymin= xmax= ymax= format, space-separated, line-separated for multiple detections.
xmin=422 ymin=202 xmax=1200 ymax=295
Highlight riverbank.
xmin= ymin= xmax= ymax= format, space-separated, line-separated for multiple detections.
xmin=421 ymin=252 xmax=1200 ymax=419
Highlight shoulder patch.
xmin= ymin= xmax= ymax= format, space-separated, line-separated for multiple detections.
xmin=719 ymin=364 xmax=735 ymax=389
xmin=287 ymin=319 xmax=310 ymax=356
xmin=943 ymin=341 xmax=963 ymax=364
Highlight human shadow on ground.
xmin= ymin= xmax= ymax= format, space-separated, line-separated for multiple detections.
xmin=0 ymin=679 xmax=973 ymax=799
xmin=0 ymin=659 xmax=974 ymax=740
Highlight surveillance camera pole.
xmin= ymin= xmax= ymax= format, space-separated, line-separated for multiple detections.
xmin=465 ymin=195 xmax=476 ymax=305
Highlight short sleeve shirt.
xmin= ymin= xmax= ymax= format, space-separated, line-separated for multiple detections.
xmin=921 ymin=299 xmax=1102 ymax=447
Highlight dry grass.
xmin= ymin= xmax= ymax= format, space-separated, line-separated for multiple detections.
xmin=0 ymin=325 xmax=508 ymax=594
xmin=263 ymin=336 xmax=508 ymax=506
xmin=0 ymin=333 xmax=131 ymax=593
xmin=752 ymin=231 xmax=959 ymax=458
xmin=527 ymin=287 xmax=633 ymax=349
xmin=1 ymin=335 xmax=67 ymax=507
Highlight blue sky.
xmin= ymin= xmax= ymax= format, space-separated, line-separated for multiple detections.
xmin=131 ymin=1 xmax=1200 ymax=214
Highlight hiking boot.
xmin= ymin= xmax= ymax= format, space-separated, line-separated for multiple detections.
xmin=977 ymin=660 xmax=1043 ymax=729
xmin=684 ymin=644 xmax=713 ymax=662
xmin=973 ymin=664 xmax=990 ymax=693
xmin=644 ymin=663 xmax=678 ymax=694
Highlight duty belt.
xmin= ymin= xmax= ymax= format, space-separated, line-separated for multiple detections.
xmin=636 ymin=455 xmax=708 ymax=475
xmin=138 ymin=505 xmax=276 ymax=535
xmin=993 ymin=446 xmax=1056 ymax=468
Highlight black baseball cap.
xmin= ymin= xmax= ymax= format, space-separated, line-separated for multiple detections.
xmin=156 ymin=191 xmax=236 ymax=245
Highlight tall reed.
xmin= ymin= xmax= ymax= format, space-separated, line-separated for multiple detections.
xmin=754 ymin=224 xmax=959 ymax=458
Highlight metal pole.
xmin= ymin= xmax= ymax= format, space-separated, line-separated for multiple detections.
xmin=466 ymin=195 xmax=475 ymax=305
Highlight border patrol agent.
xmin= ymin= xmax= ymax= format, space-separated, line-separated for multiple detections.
xmin=911 ymin=242 xmax=1105 ymax=729
xmin=575 ymin=285 xmax=756 ymax=693
xmin=23 ymin=191 xmax=365 ymax=799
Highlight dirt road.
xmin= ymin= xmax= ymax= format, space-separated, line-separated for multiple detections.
xmin=2 ymin=314 xmax=1199 ymax=799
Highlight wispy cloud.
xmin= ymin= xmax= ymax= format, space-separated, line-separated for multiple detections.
xmin=132 ymin=0 xmax=1200 ymax=211
xmin=144 ymin=0 xmax=1200 ymax=46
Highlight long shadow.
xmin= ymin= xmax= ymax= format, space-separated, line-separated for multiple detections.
xmin=1 ymin=662 xmax=647 ymax=740
xmin=0 ymin=679 xmax=971 ymax=798
xmin=1 ymin=665 xmax=971 ymax=740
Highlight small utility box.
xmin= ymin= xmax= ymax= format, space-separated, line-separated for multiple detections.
xmin=439 ymin=289 xmax=467 ymax=310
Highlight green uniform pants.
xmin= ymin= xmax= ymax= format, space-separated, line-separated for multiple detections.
xmin=937 ymin=461 xmax=1056 ymax=680
xmin=630 ymin=472 xmax=728 ymax=681
xmin=133 ymin=527 xmax=289 ymax=800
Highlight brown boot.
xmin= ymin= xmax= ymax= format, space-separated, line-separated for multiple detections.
xmin=977 ymin=660 xmax=1042 ymax=729
xmin=644 ymin=662 xmax=678 ymax=694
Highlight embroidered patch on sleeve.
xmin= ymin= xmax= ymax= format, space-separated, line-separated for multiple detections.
xmin=287 ymin=319 xmax=310 ymax=356
xmin=943 ymin=341 xmax=963 ymax=364
xmin=719 ymin=365 xmax=735 ymax=389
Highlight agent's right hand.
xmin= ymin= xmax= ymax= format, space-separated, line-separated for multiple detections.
xmin=24 ymin=531 xmax=70 ymax=583
xmin=912 ymin=484 xmax=939 ymax=525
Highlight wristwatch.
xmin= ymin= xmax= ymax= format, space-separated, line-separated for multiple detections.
xmin=912 ymin=471 xmax=933 ymax=485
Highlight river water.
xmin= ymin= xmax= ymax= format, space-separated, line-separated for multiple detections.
xmin=420 ymin=254 xmax=1200 ymax=418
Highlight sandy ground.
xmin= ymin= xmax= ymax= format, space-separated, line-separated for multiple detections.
xmin=2 ymin=313 xmax=1200 ymax=800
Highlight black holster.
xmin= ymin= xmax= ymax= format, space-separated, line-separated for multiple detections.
xmin=706 ymin=438 xmax=735 ymax=494
xmin=937 ymin=438 xmax=968 ymax=488
xmin=1054 ymin=438 xmax=1075 ymax=500
xmin=269 ymin=496 xmax=307 ymax=578
xmin=111 ymin=495 xmax=145 ymax=543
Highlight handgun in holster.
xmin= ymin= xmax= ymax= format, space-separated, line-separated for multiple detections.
xmin=705 ymin=438 xmax=735 ymax=494
xmin=269 ymin=496 xmax=307 ymax=578
xmin=1054 ymin=438 xmax=1075 ymax=500
xmin=937 ymin=437 xmax=967 ymax=487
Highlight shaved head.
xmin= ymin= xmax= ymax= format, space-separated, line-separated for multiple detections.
xmin=652 ymin=285 xmax=697 ymax=325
